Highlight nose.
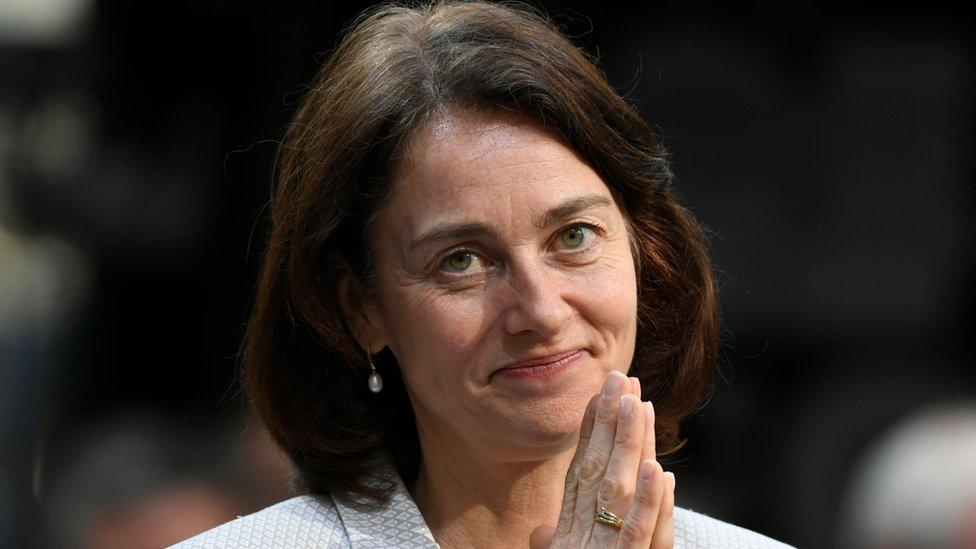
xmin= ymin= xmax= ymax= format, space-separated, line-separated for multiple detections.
xmin=501 ymin=257 xmax=575 ymax=338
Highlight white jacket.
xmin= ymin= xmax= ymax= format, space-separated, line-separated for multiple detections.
xmin=173 ymin=468 xmax=793 ymax=548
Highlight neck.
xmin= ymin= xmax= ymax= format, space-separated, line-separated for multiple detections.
xmin=408 ymin=426 xmax=576 ymax=548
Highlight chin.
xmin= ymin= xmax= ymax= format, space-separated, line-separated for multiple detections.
xmin=484 ymin=392 xmax=590 ymax=454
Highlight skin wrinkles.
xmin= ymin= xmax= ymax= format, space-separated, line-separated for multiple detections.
xmin=365 ymin=107 xmax=637 ymax=445
xmin=344 ymin=106 xmax=639 ymax=547
xmin=407 ymin=195 xmax=613 ymax=257
xmin=431 ymin=224 xmax=609 ymax=289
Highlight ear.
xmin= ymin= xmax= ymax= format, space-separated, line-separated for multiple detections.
xmin=334 ymin=257 xmax=389 ymax=354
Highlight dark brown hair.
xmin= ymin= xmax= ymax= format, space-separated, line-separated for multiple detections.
xmin=244 ymin=0 xmax=719 ymax=506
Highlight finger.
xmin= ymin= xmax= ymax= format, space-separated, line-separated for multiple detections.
xmin=597 ymin=395 xmax=644 ymax=516
xmin=628 ymin=376 xmax=640 ymax=398
xmin=553 ymin=394 xmax=599 ymax=539
xmin=571 ymin=370 xmax=629 ymax=539
xmin=640 ymin=400 xmax=657 ymax=466
xmin=649 ymin=472 xmax=675 ymax=549
xmin=592 ymin=393 xmax=645 ymax=546
xmin=615 ymin=459 xmax=665 ymax=549
xmin=629 ymin=378 xmax=656 ymax=467
xmin=529 ymin=525 xmax=555 ymax=549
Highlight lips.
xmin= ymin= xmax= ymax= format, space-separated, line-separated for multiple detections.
xmin=498 ymin=349 xmax=584 ymax=373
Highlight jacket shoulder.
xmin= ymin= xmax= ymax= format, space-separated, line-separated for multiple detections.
xmin=674 ymin=506 xmax=794 ymax=549
xmin=169 ymin=495 xmax=349 ymax=549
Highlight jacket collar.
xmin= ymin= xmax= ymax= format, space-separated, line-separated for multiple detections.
xmin=332 ymin=463 xmax=440 ymax=548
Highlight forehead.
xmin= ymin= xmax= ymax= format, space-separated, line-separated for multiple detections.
xmin=384 ymin=110 xmax=613 ymax=230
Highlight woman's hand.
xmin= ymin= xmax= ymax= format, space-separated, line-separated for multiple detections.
xmin=531 ymin=371 xmax=676 ymax=548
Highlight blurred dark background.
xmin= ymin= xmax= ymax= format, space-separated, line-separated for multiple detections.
xmin=2 ymin=1 xmax=974 ymax=547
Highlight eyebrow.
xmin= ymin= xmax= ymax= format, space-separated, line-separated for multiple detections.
xmin=407 ymin=193 xmax=613 ymax=251
xmin=533 ymin=194 xmax=612 ymax=230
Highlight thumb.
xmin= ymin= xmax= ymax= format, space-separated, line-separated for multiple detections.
xmin=529 ymin=525 xmax=555 ymax=549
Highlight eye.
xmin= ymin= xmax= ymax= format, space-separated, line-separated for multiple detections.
xmin=441 ymin=250 xmax=484 ymax=274
xmin=557 ymin=223 xmax=597 ymax=249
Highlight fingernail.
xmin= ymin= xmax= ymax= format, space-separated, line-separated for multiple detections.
xmin=666 ymin=471 xmax=676 ymax=491
xmin=639 ymin=459 xmax=655 ymax=482
xmin=619 ymin=395 xmax=635 ymax=419
xmin=602 ymin=371 xmax=624 ymax=397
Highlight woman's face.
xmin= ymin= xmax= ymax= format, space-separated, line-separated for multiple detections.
xmin=361 ymin=109 xmax=638 ymax=460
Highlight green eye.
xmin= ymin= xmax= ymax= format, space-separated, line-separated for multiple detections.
xmin=445 ymin=251 xmax=475 ymax=272
xmin=560 ymin=225 xmax=591 ymax=248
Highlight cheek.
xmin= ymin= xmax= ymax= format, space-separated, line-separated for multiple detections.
xmin=379 ymin=287 xmax=490 ymax=383
xmin=579 ymin=246 xmax=638 ymax=331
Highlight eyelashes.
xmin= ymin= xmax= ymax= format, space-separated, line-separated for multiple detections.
xmin=442 ymin=249 xmax=484 ymax=274
xmin=435 ymin=221 xmax=604 ymax=278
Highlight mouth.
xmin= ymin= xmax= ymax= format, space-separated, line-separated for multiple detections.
xmin=493 ymin=348 xmax=585 ymax=380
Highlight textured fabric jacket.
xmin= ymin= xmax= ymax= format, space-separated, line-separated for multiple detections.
xmin=173 ymin=467 xmax=793 ymax=548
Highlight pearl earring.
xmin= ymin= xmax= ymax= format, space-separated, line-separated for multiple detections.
xmin=366 ymin=343 xmax=383 ymax=393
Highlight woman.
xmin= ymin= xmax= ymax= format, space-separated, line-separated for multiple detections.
xmin=176 ymin=1 xmax=791 ymax=547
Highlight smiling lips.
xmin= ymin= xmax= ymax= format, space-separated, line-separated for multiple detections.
xmin=495 ymin=349 xmax=584 ymax=379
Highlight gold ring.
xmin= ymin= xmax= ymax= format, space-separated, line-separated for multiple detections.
xmin=595 ymin=506 xmax=625 ymax=529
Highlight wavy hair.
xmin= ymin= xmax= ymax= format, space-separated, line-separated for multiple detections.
xmin=243 ymin=0 xmax=719 ymax=506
